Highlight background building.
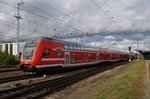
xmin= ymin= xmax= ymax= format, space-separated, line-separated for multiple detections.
xmin=0 ymin=43 xmax=18 ymax=55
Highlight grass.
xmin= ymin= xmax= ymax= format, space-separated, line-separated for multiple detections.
xmin=97 ymin=60 xmax=146 ymax=99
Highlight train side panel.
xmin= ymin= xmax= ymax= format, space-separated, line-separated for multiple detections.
xmin=20 ymin=37 xmax=130 ymax=73
xmin=39 ymin=40 xmax=64 ymax=66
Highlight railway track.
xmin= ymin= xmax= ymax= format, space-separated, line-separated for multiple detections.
xmin=0 ymin=62 xmax=125 ymax=99
xmin=0 ymin=74 xmax=42 ymax=84
xmin=0 ymin=68 xmax=20 ymax=73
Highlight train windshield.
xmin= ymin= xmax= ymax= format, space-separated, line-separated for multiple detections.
xmin=23 ymin=41 xmax=38 ymax=60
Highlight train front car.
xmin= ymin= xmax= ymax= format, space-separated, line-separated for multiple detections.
xmin=20 ymin=38 xmax=40 ymax=72
xmin=20 ymin=37 xmax=64 ymax=73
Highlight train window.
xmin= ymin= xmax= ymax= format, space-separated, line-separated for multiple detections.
xmin=82 ymin=47 xmax=84 ymax=51
xmin=72 ymin=57 xmax=75 ymax=63
xmin=81 ymin=47 xmax=84 ymax=51
xmin=74 ymin=46 xmax=77 ymax=50
xmin=81 ymin=47 xmax=83 ymax=50
xmin=95 ymin=48 xmax=98 ymax=52
xmin=84 ymin=47 xmax=86 ymax=51
xmin=65 ymin=44 xmax=69 ymax=49
xmin=86 ymin=47 xmax=88 ymax=50
xmin=56 ymin=49 xmax=61 ymax=56
xmin=86 ymin=48 xmax=88 ymax=51
xmin=72 ymin=45 xmax=74 ymax=50
xmin=78 ymin=46 xmax=81 ymax=50
xmin=69 ymin=45 xmax=73 ymax=50
xmin=86 ymin=57 xmax=88 ymax=62
xmin=68 ymin=45 xmax=70 ymax=49
xmin=87 ymin=48 xmax=89 ymax=51
xmin=90 ymin=47 xmax=92 ymax=51
xmin=82 ymin=47 xmax=84 ymax=50
xmin=92 ymin=48 xmax=94 ymax=51
xmin=43 ymin=48 xmax=49 ymax=56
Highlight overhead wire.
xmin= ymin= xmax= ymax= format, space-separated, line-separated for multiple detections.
xmin=29 ymin=0 xmax=93 ymax=41
xmin=89 ymin=0 xmax=126 ymax=48
xmin=38 ymin=0 xmax=76 ymax=20
xmin=24 ymin=1 xmax=61 ymax=21
xmin=90 ymin=0 xmax=123 ymax=32
xmin=36 ymin=0 xmax=83 ymax=38
xmin=24 ymin=1 xmax=86 ymax=36
xmin=28 ymin=0 xmax=82 ymax=35
xmin=0 ymin=2 xmax=73 ymax=39
xmin=0 ymin=0 xmax=120 ymax=46
xmin=0 ymin=0 xmax=87 ymax=39
xmin=101 ymin=0 xmax=124 ymax=30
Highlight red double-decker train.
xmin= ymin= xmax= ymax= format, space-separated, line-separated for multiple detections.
xmin=20 ymin=37 xmax=129 ymax=73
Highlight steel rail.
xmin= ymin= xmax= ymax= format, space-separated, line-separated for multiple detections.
xmin=0 ymin=68 xmax=20 ymax=73
xmin=0 ymin=62 xmax=126 ymax=99
xmin=0 ymin=74 xmax=42 ymax=84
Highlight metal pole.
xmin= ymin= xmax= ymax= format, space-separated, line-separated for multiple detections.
xmin=15 ymin=2 xmax=23 ymax=60
xmin=17 ymin=3 xmax=19 ymax=59
xmin=137 ymin=42 xmax=139 ymax=50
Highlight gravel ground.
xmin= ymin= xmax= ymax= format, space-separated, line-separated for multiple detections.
xmin=0 ymin=71 xmax=26 ymax=79
xmin=0 ymin=73 xmax=68 ymax=91
xmin=44 ymin=64 xmax=126 ymax=99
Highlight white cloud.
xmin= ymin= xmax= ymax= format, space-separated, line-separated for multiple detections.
xmin=0 ymin=0 xmax=149 ymax=51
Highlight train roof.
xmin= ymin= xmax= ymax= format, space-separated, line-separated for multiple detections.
xmin=40 ymin=37 xmax=106 ymax=50
xmin=27 ymin=37 xmax=128 ymax=53
xmin=109 ymin=49 xmax=128 ymax=54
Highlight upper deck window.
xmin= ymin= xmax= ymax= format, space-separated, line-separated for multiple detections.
xmin=64 ymin=44 xmax=69 ymax=49
xmin=81 ymin=47 xmax=84 ymax=51
xmin=74 ymin=46 xmax=77 ymax=50
xmin=69 ymin=45 xmax=73 ymax=50
xmin=77 ymin=46 xmax=81 ymax=50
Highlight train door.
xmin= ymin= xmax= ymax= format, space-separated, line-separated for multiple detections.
xmin=96 ymin=53 xmax=99 ymax=62
xmin=64 ymin=52 xmax=70 ymax=67
xmin=110 ymin=53 xmax=112 ymax=60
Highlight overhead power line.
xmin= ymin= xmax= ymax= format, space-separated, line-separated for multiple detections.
xmin=23 ymin=1 xmax=86 ymax=35
xmin=38 ymin=0 xmax=77 ymax=21
xmin=24 ymin=1 xmax=61 ymax=21
xmin=101 ymin=0 xmax=124 ymax=27
xmin=90 ymin=0 xmax=123 ymax=32
xmin=0 ymin=1 xmax=87 ymax=38
xmin=14 ymin=2 xmax=23 ymax=58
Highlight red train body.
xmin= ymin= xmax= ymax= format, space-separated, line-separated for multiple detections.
xmin=20 ymin=37 xmax=129 ymax=73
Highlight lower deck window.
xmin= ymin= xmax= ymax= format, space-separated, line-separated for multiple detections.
xmin=43 ymin=48 xmax=50 ymax=56
xmin=56 ymin=49 xmax=62 ymax=56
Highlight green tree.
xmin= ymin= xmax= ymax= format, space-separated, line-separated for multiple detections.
xmin=0 ymin=51 xmax=19 ymax=68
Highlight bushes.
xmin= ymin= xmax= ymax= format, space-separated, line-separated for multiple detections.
xmin=0 ymin=51 xmax=19 ymax=68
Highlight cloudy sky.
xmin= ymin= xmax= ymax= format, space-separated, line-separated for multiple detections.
xmin=0 ymin=0 xmax=150 ymax=52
